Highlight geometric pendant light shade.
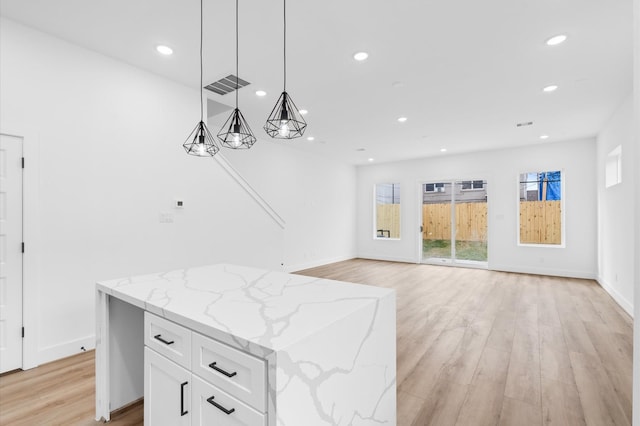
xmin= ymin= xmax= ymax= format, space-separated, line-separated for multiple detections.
xmin=217 ymin=108 xmax=256 ymax=149
xmin=217 ymin=0 xmax=257 ymax=149
xmin=183 ymin=0 xmax=220 ymax=157
xmin=184 ymin=121 xmax=220 ymax=156
xmin=264 ymin=91 xmax=306 ymax=139
xmin=264 ymin=0 xmax=306 ymax=139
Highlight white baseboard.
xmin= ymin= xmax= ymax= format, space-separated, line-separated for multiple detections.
xmin=37 ymin=335 xmax=96 ymax=366
xmin=357 ymin=254 xmax=417 ymax=264
xmin=488 ymin=263 xmax=596 ymax=280
xmin=286 ymin=254 xmax=356 ymax=273
xmin=596 ymin=276 xmax=634 ymax=317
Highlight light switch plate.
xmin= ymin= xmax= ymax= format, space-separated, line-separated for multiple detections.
xmin=159 ymin=212 xmax=174 ymax=223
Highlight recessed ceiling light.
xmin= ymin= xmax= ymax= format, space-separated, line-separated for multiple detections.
xmin=299 ymin=109 xmax=308 ymax=115
xmin=546 ymin=34 xmax=567 ymax=46
xmin=255 ymin=90 xmax=267 ymax=97
xmin=397 ymin=117 xmax=408 ymax=123
xmin=440 ymin=148 xmax=447 ymax=152
xmin=307 ymin=136 xmax=315 ymax=141
xmin=540 ymin=135 xmax=549 ymax=140
xmin=543 ymin=85 xmax=558 ymax=92
xmin=368 ymin=158 xmax=375 ymax=162
xmin=156 ymin=45 xmax=173 ymax=55
xmin=353 ymin=52 xmax=369 ymax=61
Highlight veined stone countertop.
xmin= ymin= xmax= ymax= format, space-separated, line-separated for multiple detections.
xmin=97 ymin=263 xmax=396 ymax=425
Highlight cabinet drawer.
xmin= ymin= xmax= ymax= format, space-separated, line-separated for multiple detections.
xmin=191 ymin=375 xmax=266 ymax=426
xmin=145 ymin=312 xmax=191 ymax=369
xmin=191 ymin=333 xmax=266 ymax=412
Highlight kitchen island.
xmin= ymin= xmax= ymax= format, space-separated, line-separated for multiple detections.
xmin=95 ymin=264 xmax=396 ymax=425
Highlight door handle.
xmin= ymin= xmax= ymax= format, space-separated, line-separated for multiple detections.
xmin=207 ymin=395 xmax=235 ymax=415
xmin=153 ymin=334 xmax=175 ymax=345
xmin=209 ymin=362 xmax=237 ymax=378
xmin=180 ymin=381 xmax=188 ymax=416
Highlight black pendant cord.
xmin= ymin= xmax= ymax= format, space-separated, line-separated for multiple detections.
xmin=200 ymin=0 xmax=204 ymax=122
xmin=283 ymin=0 xmax=286 ymax=92
xmin=235 ymin=0 xmax=239 ymax=110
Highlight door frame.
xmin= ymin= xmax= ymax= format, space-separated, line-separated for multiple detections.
xmin=418 ymin=176 xmax=489 ymax=269
xmin=1 ymin=126 xmax=40 ymax=370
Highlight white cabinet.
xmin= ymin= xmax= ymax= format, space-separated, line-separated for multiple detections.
xmin=144 ymin=347 xmax=191 ymax=426
xmin=144 ymin=312 xmax=267 ymax=426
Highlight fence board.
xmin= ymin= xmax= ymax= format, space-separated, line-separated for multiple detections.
xmin=519 ymin=201 xmax=561 ymax=244
xmin=376 ymin=204 xmax=401 ymax=238
xmin=422 ymin=202 xmax=487 ymax=242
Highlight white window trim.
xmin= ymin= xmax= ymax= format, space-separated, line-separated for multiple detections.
xmin=373 ymin=183 xmax=401 ymax=241
xmin=517 ymin=170 xmax=566 ymax=248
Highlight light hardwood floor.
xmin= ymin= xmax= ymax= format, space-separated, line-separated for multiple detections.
xmin=0 ymin=259 xmax=632 ymax=425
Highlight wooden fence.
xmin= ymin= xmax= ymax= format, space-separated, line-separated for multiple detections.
xmin=422 ymin=202 xmax=487 ymax=242
xmin=519 ymin=201 xmax=562 ymax=244
xmin=376 ymin=204 xmax=401 ymax=238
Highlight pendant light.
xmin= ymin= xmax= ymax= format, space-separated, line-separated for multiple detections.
xmin=264 ymin=0 xmax=307 ymax=139
xmin=183 ymin=0 xmax=219 ymax=157
xmin=217 ymin=0 xmax=257 ymax=149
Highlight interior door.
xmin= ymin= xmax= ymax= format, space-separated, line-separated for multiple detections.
xmin=421 ymin=179 xmax=487 ymax=267
xmin=0 ymin=134 xmax=23 ymax=373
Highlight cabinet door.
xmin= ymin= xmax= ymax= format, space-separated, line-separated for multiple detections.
xmin=144 ymin=347 xmax=191 ymax=426
xmin=191 ymin=375 xmax=266 ymax=426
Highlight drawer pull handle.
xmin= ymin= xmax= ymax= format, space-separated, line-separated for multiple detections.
xmin=206 ymin=396 xmax=235 ymax=415
xmin=209 ymin=362 xmax=237 ymax=378
xmin=180 ymin=381 xmax=188 ymax=416
xmin=153 ymin=334 xmax=175 ymax=345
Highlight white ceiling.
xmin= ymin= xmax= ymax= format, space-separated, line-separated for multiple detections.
xmin=0 ymin=0 xmax=633 ymax=165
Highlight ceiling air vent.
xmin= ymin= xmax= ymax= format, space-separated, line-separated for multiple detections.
xmin=516 ymin=121 xmax=533 ymax=127
xmin=204 ymin=74 xmax=250 ymax=96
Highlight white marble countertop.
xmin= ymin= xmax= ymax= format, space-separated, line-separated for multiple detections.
xmin=97 ymin=263 xmax=394 ymax=356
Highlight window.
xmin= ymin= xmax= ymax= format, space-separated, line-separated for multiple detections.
xmin=374 ymin=183 xmax=400 ymax=239
xmin=461 ymin=180 xmax=484 ymax=191
xmin=425 ymin=183 xmax=446 ymax=193
xmin=518 ymin=171 xmax=563 ymax=245
xmin=605 ymin=145 xmax=622 ymax=188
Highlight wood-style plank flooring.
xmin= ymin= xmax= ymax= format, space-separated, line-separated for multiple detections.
xmin=0 ymin=259 xmax=633 ymax=425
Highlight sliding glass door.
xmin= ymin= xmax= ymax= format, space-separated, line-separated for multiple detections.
xmin=421 ymin=179 xmax=488 ymax=267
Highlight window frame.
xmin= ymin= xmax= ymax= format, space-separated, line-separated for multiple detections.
xmin=460 ymin=180 xmax=485 ymax=191
xmin=424 ymin=182 xmax=446 ymax=193
xmin=605 ymin=145 xmax=622 ymax=188
xmin=517 ymin=170 xmax=566 ymax=248
xmin=373 ymin=183 xmax=401 ymax=241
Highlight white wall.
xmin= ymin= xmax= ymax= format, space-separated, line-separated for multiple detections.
xmin=356 ymin=138 xmax=598 ymax=279
xmin=222 ymin=143 xmax=356 ymax=272
xmin=596 ymin=96 xmax=635 ymax=315
xmin=0 ymin=19 xmax=356 ymax=366
xmin=632 ymin=0 xmax=640 ymax=424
